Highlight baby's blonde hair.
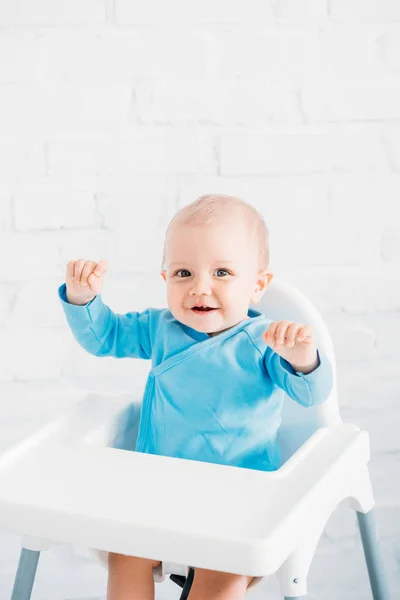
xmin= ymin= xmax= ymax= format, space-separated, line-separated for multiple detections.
xmin=162 ymin=194 xmax=269 ymax=271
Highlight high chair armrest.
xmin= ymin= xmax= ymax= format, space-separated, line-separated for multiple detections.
xmin=0 ymin=394 xmax=141 ymax=468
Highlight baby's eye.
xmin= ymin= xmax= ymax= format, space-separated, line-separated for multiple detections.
xmin=175 ymin=269 xmax=191 ymax=278
xmin=214 ymin=269 xmax=230 ymax=277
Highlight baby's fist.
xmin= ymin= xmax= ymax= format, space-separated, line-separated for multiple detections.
xmin=263 ymin=320 xmax=319 ymax=373
xmin=66 ymin=259 xmax=108 ymax=305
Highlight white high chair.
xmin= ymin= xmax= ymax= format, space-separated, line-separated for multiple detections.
xmin=0 ymin=277 xmax=391 ymax=599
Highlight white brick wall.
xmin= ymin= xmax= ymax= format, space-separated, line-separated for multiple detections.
xmin=0 ymin=1 xmax=399 ymax=599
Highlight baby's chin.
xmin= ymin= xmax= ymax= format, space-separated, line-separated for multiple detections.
xmin=169 ymin=306 xmax=222 ymax=330
xmin=172 ymin=307 xmax=249 ymax=336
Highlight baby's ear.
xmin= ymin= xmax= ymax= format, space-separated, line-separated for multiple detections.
xmin=160 ymin=270 xmax=167 ymax=282
xmin=251 ymin=271 xmax=273 ymax=303
xmin=264 ymin=271 xmax=274 ymax=286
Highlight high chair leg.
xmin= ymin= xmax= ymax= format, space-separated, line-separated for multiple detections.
xmin=356 ymin=510 xmax=391 ymax=600
xmin=10 ymin=548 xmax=40 ymax=600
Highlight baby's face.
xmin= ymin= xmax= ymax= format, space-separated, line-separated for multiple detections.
xmin=161 ymin=220 xmax=271 ymax=336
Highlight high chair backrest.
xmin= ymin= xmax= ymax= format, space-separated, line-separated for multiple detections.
xmin=251 ymin=277 xmax=342 ymax=465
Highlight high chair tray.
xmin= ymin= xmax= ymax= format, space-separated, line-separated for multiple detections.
xmin=0 ymin=424 xmax=367 ymax=577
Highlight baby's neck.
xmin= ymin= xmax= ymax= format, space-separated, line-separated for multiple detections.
xmin=207 ymin=315 xmax=250 ymax=337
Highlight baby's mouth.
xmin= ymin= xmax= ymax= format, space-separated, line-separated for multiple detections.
xmin=191 ymin=306 xmax=218 ymax=313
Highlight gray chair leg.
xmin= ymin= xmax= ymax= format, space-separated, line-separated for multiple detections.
xmin=11 ymin=548 xmax=40 ymax=600
xmin=357 ymin=510 xmax=391 ymax=600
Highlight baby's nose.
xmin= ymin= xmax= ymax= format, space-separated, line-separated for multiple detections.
xmin=189 ymin=276 xmax=212 ymax=296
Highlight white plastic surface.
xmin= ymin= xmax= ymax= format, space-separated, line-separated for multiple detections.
xmin=0 ymin=277 xmax=375 ymax=596
xmin=0 ymin=420 xmax=372 ymax=580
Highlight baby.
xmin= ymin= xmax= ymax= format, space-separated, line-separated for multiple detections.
xmin=58 ymin=194 xmax=333 ymax=600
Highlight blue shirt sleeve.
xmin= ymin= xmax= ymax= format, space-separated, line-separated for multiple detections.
xmin=264 ymin=347 xmax=333 ymax=407
xmin=58 ymin=283 xmax=152 ymax=359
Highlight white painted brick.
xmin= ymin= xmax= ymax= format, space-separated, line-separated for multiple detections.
xmin=0 ymin=327 xmax=13 ymax=380
xmin=0 ymin=195 xmax=12 ymax=234
xmin=0 ymin=227 xmax=113 ymax=284
xmin=0 ymin=32 xmax=47 ymax=84
xmin=109 ymin=238 xmax=164 ymax=281
xmin=59 ymin=373 xmax=150 ymax=397
xmin=306 ymin=542 xmax=398 ymax=600
xmin=0 ymin=540 xmax=108 ymax=600
xmin=333 ymin=123 xmax=389 ymax=171
xmin=312 ymin=24 xmax=384 ymax=78
xmin=220 ymin=129 xmax=322 ymax=174
xmin=0 ymin=533 xmax=30 ymax=583
xmin=0 ymin=142 xmax=45 ymax=180
xmin=322 ymin=124 xmax=389 ymax=173
xmin=0 ymin=284 xmax=15 ymax=326
xmin=368 ymin=454 xmax=400 ymax=506
xmin=323 ymin=508 xmax=358 ymax=540
xmin=337 ymin=359 xmax=400 ymax=409
xmin=13 ymin=188 xmax=98 ymax=231
xmin=95 ymin=179 xmax=177 ymax=272
xmin=220 ymin=125 xmax=387 ymax=176
xmin=57 ymin=229 xmax=114 ymax=276
xmin=372 ymin=507 xmax=400 ymax=547
xmin=61 ymin=335 xmax=150 ymax=381
xmin=0 ymin=0 xmax=106 ymax=27
xmin=362 ymin=312 xmax=400 ymax=359
xmin=302 ymin=77 xmax=400 ymax=121
xmin=115 ymin=0 xmax=275 ymax=24
xmin=48 ymin=131 xmax=216 ymax=178
xmin=67 ymin=172 xmax=177 ymax=197
xmin=380 ymin=26 xmax=400 ymax=71
xmin=214 ymin=29 xmax=318 ymax=85
xmin=0 ymin=381 xmax=86 ymax=426
xmin=0 ymin=233 xmax=61 ymax=283
xmin=100 ymin=273 xmax=167 ymax=313
xmin=330 ymin=0 xmax=400 ymax=21
xmin=324 ymin=316 xmax=377 ymax=361
xmin=315 ymin=186 xmax=382 ymax=266
xmin=265 ymin=191 xmax=382 ymax=267
xmin=58 ymin=322 xmax=152 ymax=394
xmin=1 ymin=328 xmax=70 ymax=380
xmin=331 ymin=174 xmax=400 ymax=227
xmin=177 ymin=173 xmax=330 ymax=212
xmin=276 ymin=0 xmax=328 ymax=25
xmin=383 ymin=123 xmax=400 ymax=170
xmin=353 ymin=405 xmax=400 ymax=453
xmin=310 ymin=174 xmax=397 ymax=268
xmin=8 ymin=278 xmax=81 ymax=329
xmin=135 ymin=81 xmax=301 ymax=125
xmin=41 ymin=30 xmax=208 ymax=82
xmin=278 ymin=263 xmax=400 ymax=315
xmin=0 ymin=84 xmax=132 ymax=138
xmin=381 ymin=227 xmax=400 ymax=263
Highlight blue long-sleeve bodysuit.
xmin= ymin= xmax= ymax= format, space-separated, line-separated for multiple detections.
xmin=58 ymin=283 xmax=333 ymax=472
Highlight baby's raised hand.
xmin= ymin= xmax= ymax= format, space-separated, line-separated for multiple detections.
xmin=66 ymin=259 xmax=108 ymax=305
xmin=263 ymin=320 xmax=319 ymax=373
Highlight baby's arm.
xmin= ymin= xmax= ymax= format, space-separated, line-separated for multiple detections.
xmin=263 ymin=320 xmax=333 ymax=407
xmin=59 ymin=259 xmax=152 ymax=359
